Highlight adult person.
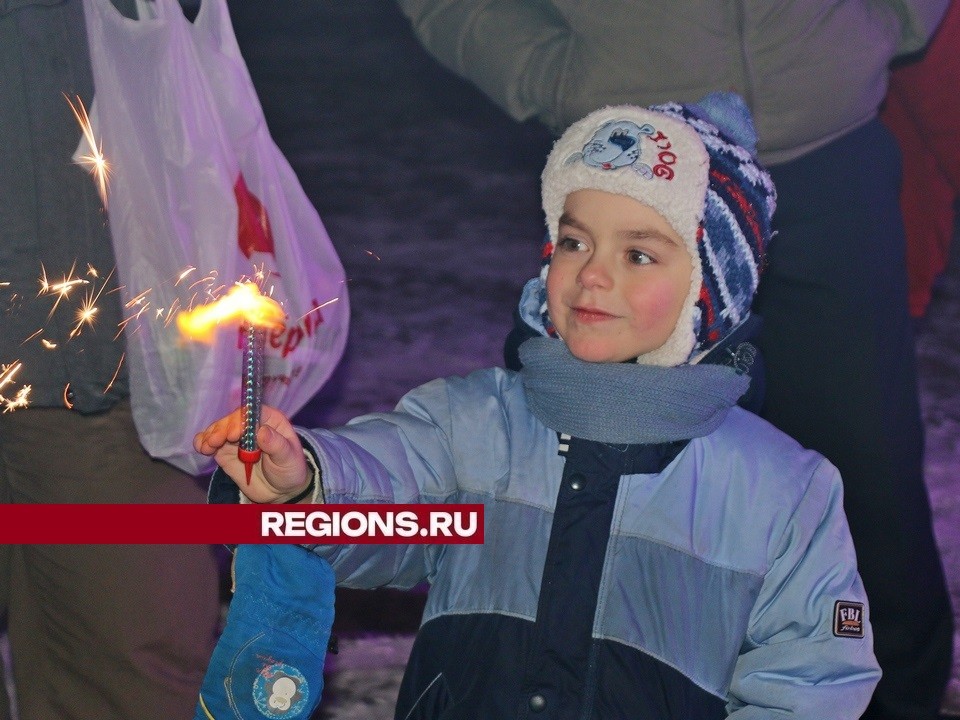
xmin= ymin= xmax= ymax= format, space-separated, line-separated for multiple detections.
xmin=0 ymin=1 xmax=220 ymax=717
xmin=392 ymin=2 xmax=954 ymax=718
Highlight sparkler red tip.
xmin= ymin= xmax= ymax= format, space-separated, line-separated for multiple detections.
xmin=238 ymin=447 xmax=261 ymax=486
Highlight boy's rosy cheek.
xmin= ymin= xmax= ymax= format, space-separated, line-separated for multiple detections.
xmin=629 ymin=281 xmax=684 ymax=327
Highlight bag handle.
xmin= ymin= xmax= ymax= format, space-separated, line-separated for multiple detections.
xmin=83 ymin=0 xmax=166 ymax=28
xmin=82 ymin=0 xmax=230 ymax=38
xmin=187 ymin=0 xmax=266 ymax=143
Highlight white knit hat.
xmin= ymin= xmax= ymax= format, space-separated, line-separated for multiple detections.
xmin=533 ymin=93 xmax=776 ymax=366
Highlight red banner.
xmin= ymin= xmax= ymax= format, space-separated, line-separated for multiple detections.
xmin=0 ymin=504 xmax=484 ymax=544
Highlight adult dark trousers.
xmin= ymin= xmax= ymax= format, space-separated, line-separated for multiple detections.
xmin=754 ymin=118 xmax=953 ymax=720
xmin=0 ymin=400 xmax=220 ymax=720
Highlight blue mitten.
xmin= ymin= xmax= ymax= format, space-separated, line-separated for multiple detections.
xmin=196 ymin=544 xmax=335 ymax=719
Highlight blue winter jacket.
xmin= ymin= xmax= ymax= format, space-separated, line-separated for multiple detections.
xmin=288 ymin=366 xmax=880 ymax=719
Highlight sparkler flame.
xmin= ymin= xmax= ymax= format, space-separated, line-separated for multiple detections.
xmin=176 ymin=282 xmax=285 ymax=343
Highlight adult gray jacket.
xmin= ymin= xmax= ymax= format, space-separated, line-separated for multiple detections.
xmin=396 ymin=0 xmax=948 ymax=164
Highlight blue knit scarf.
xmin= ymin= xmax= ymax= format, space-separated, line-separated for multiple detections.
xmin=519 ymin=337 xmax=749 ymax=445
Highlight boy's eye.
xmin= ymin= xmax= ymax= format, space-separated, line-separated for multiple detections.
xmin=557 ymin=236 xmax=586 ymax=252
xmin=627 ymin=249 xmax=653 ymax=265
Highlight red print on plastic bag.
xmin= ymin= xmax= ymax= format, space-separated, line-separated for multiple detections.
xmin=235 ymin=173 xmax=275 ymax=259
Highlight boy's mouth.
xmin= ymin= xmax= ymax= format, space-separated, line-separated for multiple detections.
xmin=572 ymin=306 xmax=617 ymax=323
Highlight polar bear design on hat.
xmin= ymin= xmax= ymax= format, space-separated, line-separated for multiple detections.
xmin=576 ymin=119 xmax=656 ymax=177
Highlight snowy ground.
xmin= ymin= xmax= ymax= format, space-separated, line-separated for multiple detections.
xmin=2 ymin=0 xmax=958 ymax=717
xmin=917 ymin=240 xmax=960 ymax=715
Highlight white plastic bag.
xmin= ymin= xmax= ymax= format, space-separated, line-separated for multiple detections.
xmin=79 ymin=0 xmax=349 ymax=474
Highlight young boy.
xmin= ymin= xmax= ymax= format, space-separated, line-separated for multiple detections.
xmin=196 ymin=94 xmax=880 ymax=718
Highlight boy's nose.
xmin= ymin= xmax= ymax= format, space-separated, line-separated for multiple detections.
xmin=577 ymin=255 xmax=613 ymax=289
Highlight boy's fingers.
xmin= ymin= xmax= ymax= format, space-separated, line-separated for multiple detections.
xmin=257 ymin=424 xmax=297 ymax=463
xmin=194 ymin=426 xmax=224 ymax=454
xmin=259 ymin=405 xmax=303 ymax=452
xmin=260 ymin=406 xmax=298 ymax=439
xmin=195 ymin=405 xmax=305 ymax=500
xmin=194 ymin=409 xmax=247 ymax=454
xmin=260 ymin=405 xmax=285 ymax=425
xmin=195 ymin=425 xmax=229 ymax=454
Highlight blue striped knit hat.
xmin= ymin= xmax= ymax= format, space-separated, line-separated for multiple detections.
xmin=531 ymin=92 xmax=776 ymax=366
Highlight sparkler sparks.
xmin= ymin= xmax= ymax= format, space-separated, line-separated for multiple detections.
xmin=64 ymin=93 xmax=110 ymax=206
xmin=21 ymin=328 xmax=44 ymax=345
xmin=38 ymin=261 xmax=90 ymax=321
xmin=7 ymin=260 xmax=123 ymax=409
xmin=188 ymin=272 xmax=218 ymax=291
xmin=48 ymin=278 xmax=87 ymax=295
xmin=104 ymin=353 xmax=125 ymax=395
xmin=4 ymin=386 xmax=32 ymax=412
xmin=0 ymin=361 xmax=31 ymax=412
xmin=175 ymin=267 xmax=197 ymax=285
xmin=0 ymin=362 xmax=23 ymax=394
xmin=295 ymin=296 xmax=341 ymax=324
xmin=71 ymin=300 xmax=99 ymax=338
xmin=68 ymin=267 xmax=114 ymax=338
xmin=8 ymin=253 xmax=323 ymax=423
xmin=4 ymin=261 xmax=112 ymax=410
xmin=11 ymin=89 xmax=316 ymax=417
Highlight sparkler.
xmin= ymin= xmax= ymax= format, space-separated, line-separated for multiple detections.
xmin=237 ymin=322 xmax=266 ymax=483
xmin=176 ymin=282 xmax=285 ymax=483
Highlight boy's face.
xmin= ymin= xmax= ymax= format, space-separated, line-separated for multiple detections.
xmin=546 ymin=189 xmax=693 ymax=364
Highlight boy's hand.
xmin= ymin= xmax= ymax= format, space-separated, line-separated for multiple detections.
xmin=194 ymin=405 xmax=310 ymax=503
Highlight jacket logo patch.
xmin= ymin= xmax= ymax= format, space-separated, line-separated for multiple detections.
xmin=833 ymin=600 xmax=865 ymax=638
xmin=252 ymin=662 xmax=309 ymax=717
